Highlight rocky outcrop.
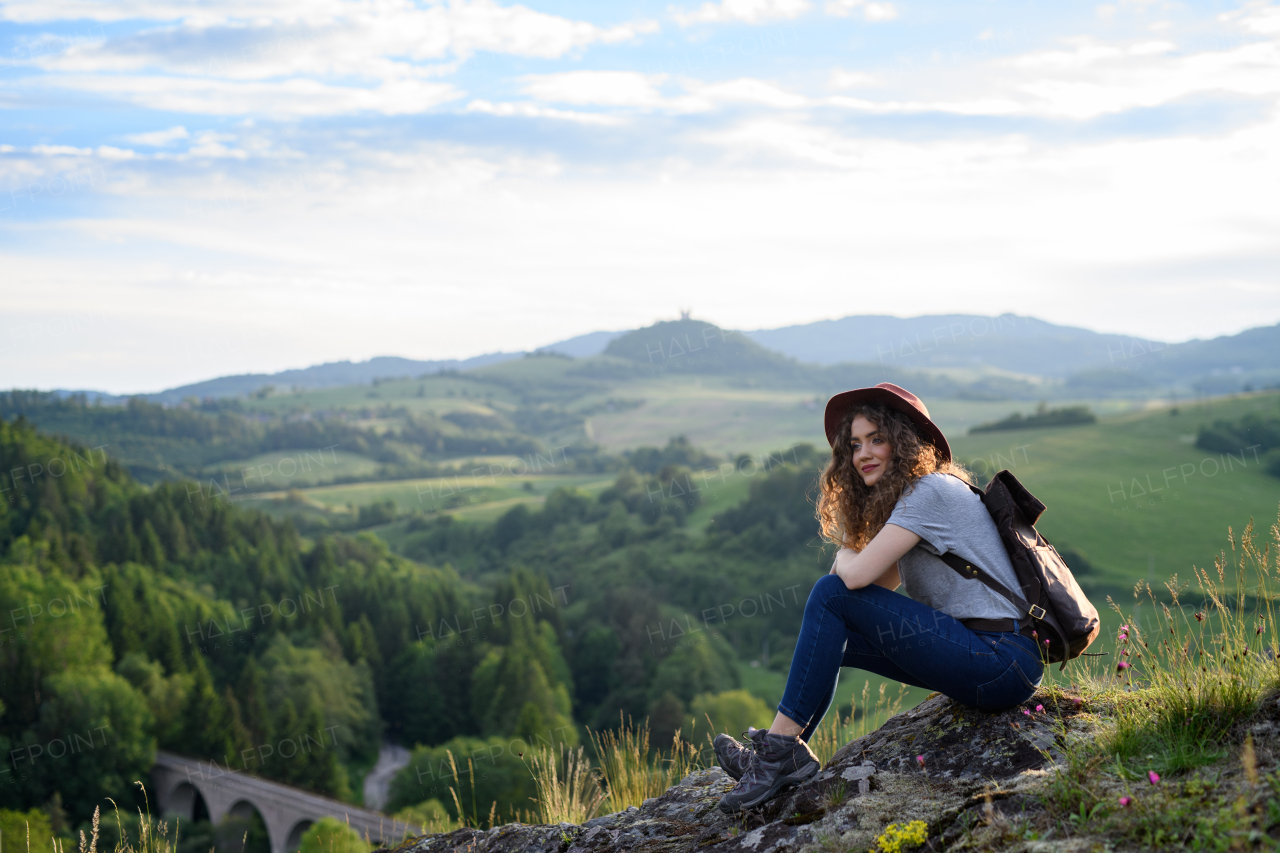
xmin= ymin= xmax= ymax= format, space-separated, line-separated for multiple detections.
xmin=384 ymin=691 xmax=1082 ymax=853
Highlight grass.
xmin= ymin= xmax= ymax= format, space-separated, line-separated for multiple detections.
xmin=523 ymin=747 xmax=608 ymax=825
xmin=950 ymin=389 xmax=1280 ymax=598
xmin=807 ymin=680 xmax=914 ymax=766
xmin=199 ymin=448 xmax=381 ymax=490
xmin=256 ymin=473 xmax=614 ymax=517
xmin=1100 ymin=514 xmax=1279 ymax=777
xmin=1037 ymin=507 xmax=1280 ymax=846
xmin=518 ymin=678 xmax=916 ymax=831
xmin=587 ymin=717 xmax=703 ymax=817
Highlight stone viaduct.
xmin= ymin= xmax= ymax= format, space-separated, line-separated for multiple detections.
xmin=152 ymin=752 xmax=418 ymax=853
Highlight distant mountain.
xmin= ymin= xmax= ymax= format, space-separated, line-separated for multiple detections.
xmin=144 ymin=352 xmax=523 ymax=403
xmin=22 ymin=315 xmax=1280 ymax=406
xmin=597 ymin=319 xmax=988 ymax=398
xmin=49 ymin=389 xmax=129 ymax=405
xmin=742 ymin=314 xmax=1164 ymax=378
xmin=536 ymin=329 xmax=627 ymax=358
xmin=603 ymin=319 xmax=804 ymax=376
xmin=1066 ymin=322 xmax=1280 ymax=396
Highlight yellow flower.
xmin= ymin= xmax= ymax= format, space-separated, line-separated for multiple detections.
xmin=872 ymin=820 xmax=929 ymax=853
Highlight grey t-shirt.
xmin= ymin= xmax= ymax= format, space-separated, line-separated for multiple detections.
xmin=885 ymin=472 xmax=1022 ymax=622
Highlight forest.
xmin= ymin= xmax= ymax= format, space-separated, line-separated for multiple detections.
xmin=0 ymin=414 xmax=834 ymax=843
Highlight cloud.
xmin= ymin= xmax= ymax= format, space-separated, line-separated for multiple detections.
xmin=1002 ymin=36 xmax=1280 ymax=119
xmin=124 ymin=126 xmax=190 ymax=146
xmin=828 ymin=69 xmax=879 ymax=88
xmin=824 ymin=0 xmax=898 ymax=21
xmin=464 ymin=99 xmax=624 ymax=125
xmin=671 ymin=0 xmax=811 ymax=27
xmin=10 ymin=1 xmax=658 ymax=76
xmin=517 ymin=72 xmax=808 ymax=113
xmin=1226 ymin=3 xmax=1280 ymax=35
xmin=29 ymin=144 xmax=95 ymax=156
xmin=0 ymin=0 xmax=345 ymax=24
xmin=519 ymin=71 xmax=668 ymax=107
xmin=36 ymin=74 xmax=462 ymax=116
xmin=691 ymin=78 xmax=807 ymax=107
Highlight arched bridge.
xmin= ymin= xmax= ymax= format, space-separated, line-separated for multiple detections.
xmin=152 ymin=751 xmax=418 ymax=853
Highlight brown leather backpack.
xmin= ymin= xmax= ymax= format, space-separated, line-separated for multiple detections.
xmin=940 ymin=470 xmax=1101 ymax=669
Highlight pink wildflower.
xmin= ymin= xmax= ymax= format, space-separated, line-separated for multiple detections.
xmin=1148 ymin=771 xmax=1160 ymax=785
xmin=1022 ymin=709 xmax=1031 ymax=716
xmin=1118 ymin=633 xmax=1128 ymax=642
xmin=1035 ymin=704 xmax=1044 ymax=713
xmin=1117 ymin=661 xmax=1131 ymax=671
xmin=916 ymin=755 xmax=924 ymax=766
xmin=1119 ymin=796 xmax=1132 ymax=807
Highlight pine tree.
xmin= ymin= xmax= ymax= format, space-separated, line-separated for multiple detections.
xmin=180 ymin=654 xmax=240 ymax=764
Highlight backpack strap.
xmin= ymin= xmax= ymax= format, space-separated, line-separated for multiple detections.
xmin=937 ymin=474 xmax=1035 ymax=625
xmin=937 ymin=551 xmax=1033 ymax=622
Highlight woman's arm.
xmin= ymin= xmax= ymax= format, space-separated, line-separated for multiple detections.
xmin=830 ymin=524 xmax=920 ymax=590
xmin=872 ymin=561 xmax=901 ymax=591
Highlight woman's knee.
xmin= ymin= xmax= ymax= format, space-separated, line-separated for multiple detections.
xmin=810 ymin=573 xmax=848 ymax=604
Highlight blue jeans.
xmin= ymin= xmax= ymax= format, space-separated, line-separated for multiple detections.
xmin=778 ymin=575 xmax=1044 ymax=742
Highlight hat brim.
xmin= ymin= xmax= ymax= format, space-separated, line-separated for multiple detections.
xmin=823 ymin=387 xmax=951 ymax=463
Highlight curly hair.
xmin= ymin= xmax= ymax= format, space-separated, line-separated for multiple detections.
xmin=816 ymin=403 xmax=973 ymax=549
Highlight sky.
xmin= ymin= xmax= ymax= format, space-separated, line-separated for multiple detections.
xmin=1 ymin=0 xmax=1279 ymax=394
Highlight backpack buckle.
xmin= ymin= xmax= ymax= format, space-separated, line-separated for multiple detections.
xmin=1028 ymin=604 xmax=1047 ymax=620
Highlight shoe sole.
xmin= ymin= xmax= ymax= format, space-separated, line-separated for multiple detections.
xmin=716 ymin=759 xmax=819 ymax=814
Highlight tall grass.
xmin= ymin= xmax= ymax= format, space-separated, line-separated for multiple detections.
xmin=530 ymin=682 xmax=912 ymax=822
xmin=81 ymin=789 xmax=175 ymax=853
xmin=1088 ymin=514 xmax=1280 ymax=776
xmin=440 ymin=751 xmax=500 ymax=829
xmin=587 ymin=717 xmax=703 ymax=815
xmin=523 ymin=746 xmax=607 ymax=825
xmin=808 ymin=680 xmax=911 ymax=765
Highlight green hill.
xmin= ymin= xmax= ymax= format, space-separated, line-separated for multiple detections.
xmin=950 ymin=390 xmax=1280 ymax=597
xmin=603 ymin=319 xmax=804 ymax=377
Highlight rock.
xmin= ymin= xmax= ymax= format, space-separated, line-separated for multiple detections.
xmin=379 ymin=690 xmax=1080 ymax=853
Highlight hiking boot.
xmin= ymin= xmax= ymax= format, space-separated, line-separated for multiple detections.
xmin=717 ymin=732 xmax=820 ymax=814
xmin=713 ymin=727 xmax=768 ymax=780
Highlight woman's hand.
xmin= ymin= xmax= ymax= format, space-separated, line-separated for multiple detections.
xmin=832 ymin=524 xmax=920 ymax=590
xmin=831 ymin=547 xmax=858 ymax=577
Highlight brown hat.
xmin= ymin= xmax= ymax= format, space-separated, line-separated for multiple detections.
xmin=823 ymin=383 xmax=951 ymax=462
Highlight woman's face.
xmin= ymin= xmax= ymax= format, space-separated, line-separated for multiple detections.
xmin=849 ymin=414 xmax=892 ymax=487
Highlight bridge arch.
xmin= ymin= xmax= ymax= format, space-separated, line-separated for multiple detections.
xmin=228 ymin=800 xmax=263 ymax=822
xmin=285 ymin=820 xmax=313 ymax=852
xmin=152 ymin=752 xmax=414 ymax=853
xmin=162 ymin=782 xmax=205 ymax=821
xmin=224 ymin=801 xmax=272 ymax=853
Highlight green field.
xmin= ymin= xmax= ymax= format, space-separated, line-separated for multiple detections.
xmin=258 ymin=472 xmax=616 ymax=516
xmin=950 ymin=391 xmax=1280 ymax=597
xmin=242 ymin=390 xmax=1279 ymax=604
xmin=238 ymin=372 xmax=521 ymax=416
xmin=226 ymin=354 xmax=1171 ymax=462
xmin=200 ymin=447 xmax=381 ymax=489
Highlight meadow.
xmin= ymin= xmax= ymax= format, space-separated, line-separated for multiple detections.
xmin=250 ymin=385 xmax=1279 ymax=608
xmin=951 ymin=390 xmax=1280 ymax=598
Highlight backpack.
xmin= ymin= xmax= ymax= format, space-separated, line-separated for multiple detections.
xmin=938 ymin=470 xmax=1101 ymax=669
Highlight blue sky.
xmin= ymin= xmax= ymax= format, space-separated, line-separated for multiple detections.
xmin=2 ymin=0 xmax=1278 ymax=393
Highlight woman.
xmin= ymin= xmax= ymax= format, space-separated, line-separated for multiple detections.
xmin=715 ymin=383 xmax=1043 ymax=814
